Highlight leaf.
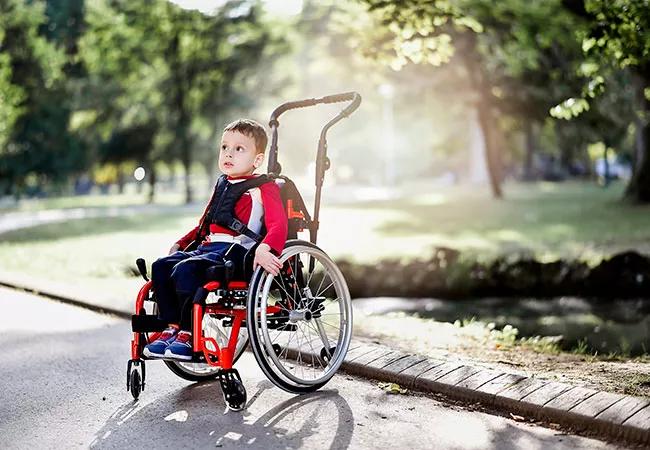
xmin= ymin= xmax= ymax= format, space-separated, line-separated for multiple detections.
xmin=378 ymin=382 xmax=408 ymax=394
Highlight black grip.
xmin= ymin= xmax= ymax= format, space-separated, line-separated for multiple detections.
xmin=136 ymin=258 xmax=149 ymax=281
xmin=321 ymin=92 xmax=355 ymax=104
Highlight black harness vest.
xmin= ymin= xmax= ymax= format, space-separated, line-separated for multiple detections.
xmin=197 ymin=174 xmax=273 ymax=245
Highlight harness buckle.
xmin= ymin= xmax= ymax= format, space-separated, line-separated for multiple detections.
xmin=230 ymin=219 xmax=245 ymax=232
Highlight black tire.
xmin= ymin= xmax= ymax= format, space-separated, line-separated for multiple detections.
xmin=163 ymin=360 xmax=221 ymax=382
xmin=129 ymin=369 xmax=142 ymax=400
xmin=162 ymin=342 xmax=245 ymax=382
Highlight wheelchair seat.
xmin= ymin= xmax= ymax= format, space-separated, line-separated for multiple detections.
xmin=203 ymin=242 xmax=258 ymax=290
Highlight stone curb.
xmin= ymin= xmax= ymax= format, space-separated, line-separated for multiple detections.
xmin=2 ymin=277 xmax=649 ymax=445
xmin=340 ymin=342 xmax=650 ymax=446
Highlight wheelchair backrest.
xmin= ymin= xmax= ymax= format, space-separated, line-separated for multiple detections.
xmin=274 ymin=176 xmax=311 ymax=240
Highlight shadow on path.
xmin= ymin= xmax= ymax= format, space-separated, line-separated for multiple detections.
xmin=90 ymin=380 xmax=354 ymax=449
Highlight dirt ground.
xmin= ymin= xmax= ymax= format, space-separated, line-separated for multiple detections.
xmin=353 ymin=311 xmax=650 ymax=398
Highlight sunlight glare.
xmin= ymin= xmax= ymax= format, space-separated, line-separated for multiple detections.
xmin=168 ymin=0 xmax=303 ymax=16
xmin=164 ymin=410 xmax=189 ymax=422
xmin=264 ymin=0 xmax=303 ymax=16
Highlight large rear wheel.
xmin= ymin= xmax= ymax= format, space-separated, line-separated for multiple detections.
xmin=247 ymin=240 xmax=353 ymax=393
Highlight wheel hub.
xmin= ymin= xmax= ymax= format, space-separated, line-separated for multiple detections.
xmin=289 ymin=309 xmax=312 ymax=323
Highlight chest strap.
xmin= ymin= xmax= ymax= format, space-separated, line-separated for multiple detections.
xmin=205 ymin=174 xmax=272 ymax=243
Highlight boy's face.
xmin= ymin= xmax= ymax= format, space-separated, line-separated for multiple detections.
xmin=218 ymin=130 xmax=264 ymax=177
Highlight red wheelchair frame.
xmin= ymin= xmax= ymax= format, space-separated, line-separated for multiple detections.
xmin=131 ymin=280 xmax=281 ymax=372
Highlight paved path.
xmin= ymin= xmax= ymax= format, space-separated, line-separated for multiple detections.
xmin=0 ymin=287 xmax=620 ymax=449
xmin=0 ymin=203 xmax=199 ymax=234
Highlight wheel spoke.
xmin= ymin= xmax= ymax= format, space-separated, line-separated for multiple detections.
xmin=315 ymin=278 xmax=335 ymax=300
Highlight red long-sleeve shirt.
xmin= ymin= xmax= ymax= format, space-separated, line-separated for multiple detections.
xmin=175 ymin=175 xmax=288 ymax=255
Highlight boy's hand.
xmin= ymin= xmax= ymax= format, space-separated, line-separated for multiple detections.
xmin=253 ymin=243 xmax=282 ymax=276
xmin=168 ymin=243 xmax=180 ymax=255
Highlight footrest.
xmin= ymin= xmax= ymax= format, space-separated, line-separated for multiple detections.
xmin=131 ymin=314 xmax=168 ymax=332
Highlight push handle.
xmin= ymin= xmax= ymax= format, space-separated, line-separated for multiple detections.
xmin=269 ymin=92 xmax=361 ymax=126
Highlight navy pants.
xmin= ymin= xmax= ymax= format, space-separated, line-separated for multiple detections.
xmin=151 ymin=242 xmax=247 ymax=330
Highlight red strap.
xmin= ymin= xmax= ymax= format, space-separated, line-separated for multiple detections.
xmin=204 ymin=281 xmax=220 ymax=290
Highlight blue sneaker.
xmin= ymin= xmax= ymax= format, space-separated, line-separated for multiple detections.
xmin=164 ymin=331 xmax=193 ymax=360
xmin=143 ymin=327 xmax=178 ymax=358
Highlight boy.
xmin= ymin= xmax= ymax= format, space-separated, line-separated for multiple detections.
xmin=144 ymin=119 xmax=288 ymax=360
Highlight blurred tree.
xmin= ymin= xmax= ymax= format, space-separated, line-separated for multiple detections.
xmin=475 ymin=2 xmax=588 ymax=180
xmin=354 ymin=0 xmax=589 ymax=196
xmin=100 ymin=122 xmax=158 ymax=197
xmin=353 ymin=0 xmax=634 ymax=188
xmin=42 ymin=0 xmax=85 ymax=76
xmin=80 ymin=0 xmax=279 ymax=203
xmin=562 ymin=0 xmax=650 ymax=202
xmin=0 ymin=0 xmax=85 ymax=197
xmin=355 ymin=0 xmax=503 ymax=197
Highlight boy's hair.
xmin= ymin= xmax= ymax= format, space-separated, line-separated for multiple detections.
xmin=223 ymin=119 xmax=268 ymax=154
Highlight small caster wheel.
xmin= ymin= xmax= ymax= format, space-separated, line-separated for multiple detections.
xmin=224 ymin=378 xmax=247 ymax=411
xmin=127 ymin=359 xmax=145 ymax=400
xmin=320 ymin=346 xmax=337 ymax=364
xmin=219 ymin=369 xmax=247 ymax=411
xmin=130 ymin=368 xmax=142 ymax=399
xmin=272 ymin=343 xmax=282 ymax=356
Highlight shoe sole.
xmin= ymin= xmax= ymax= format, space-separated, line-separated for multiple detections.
xmin=143 ymin=348 xmax=166 ymax=359
xmin=163 ymin=351 xmax=193 ymax=361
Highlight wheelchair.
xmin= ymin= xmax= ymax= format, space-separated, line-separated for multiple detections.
xmin=127 ymin=92 xmax=361 ymax=411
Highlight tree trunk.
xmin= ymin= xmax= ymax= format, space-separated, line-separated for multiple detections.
xmin=602 ymin=142 xmax=610 ymax=187
xmin=148 ymin=164 xmax=156 ymax=204
xmin=580 ymin=144 xmax=592 ymax=178
xmin=206 ymin=125 xmax=219 ymax=192
xmin=555 ymin=121 xmax=572 ymax=174
xmin=523 ymin=121 xmax=536 ymax=181
xmin=181 ymin=142 xmax=192 ymax=204
xmin=624 ymin=74 xmax=650 ymax=203
xmin=116 ymin=169 xmax=125 ymax=194
xmin=168 ymin=29 xmax=193 ymax=204
xmin=462 ymin=34 xmax=503 ymax=198
xmin=475 ymin=98 xmax=503 ymax=198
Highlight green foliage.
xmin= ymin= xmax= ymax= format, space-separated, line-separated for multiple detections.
xmin=0 ymin=0 xmax=79 ymax=196
xmin=0 ymin=0 xmax=283 ymax=198
xmin=550 ymin=97 xmax=590 ymax=119
xmin=78 ymin=0 xmax=282 ymax=202
xmin=582 ymin=0 xmax=650 ymax=70
xmin=0 ymin=52 xmax=24 ymax=150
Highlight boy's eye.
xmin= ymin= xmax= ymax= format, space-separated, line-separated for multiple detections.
xmin=236 ymin=146 xmax=244 ymax=152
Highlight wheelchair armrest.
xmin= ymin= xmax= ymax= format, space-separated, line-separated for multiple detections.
xmin=203 ymin=244 xmax=258 ymax=286
xmin=241 ymin=244 xmax=260 ymax=280
xmin=205 ymin=260 xmax=235 ymax=284
xmin=205 ymin=261 xmax=225 ymax=281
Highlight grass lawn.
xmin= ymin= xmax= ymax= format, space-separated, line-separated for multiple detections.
xmin=321 ymin=179 xmax=650 ymax=264
xmin=1 ymin=180 xmax=649 ymax=304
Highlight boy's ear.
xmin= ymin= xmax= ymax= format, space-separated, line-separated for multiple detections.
xmin=254 ymin=152 xmax=264 ymax=168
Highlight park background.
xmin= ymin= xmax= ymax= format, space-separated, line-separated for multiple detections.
xmin=1 ymin=0 xmax=649 ymax=396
